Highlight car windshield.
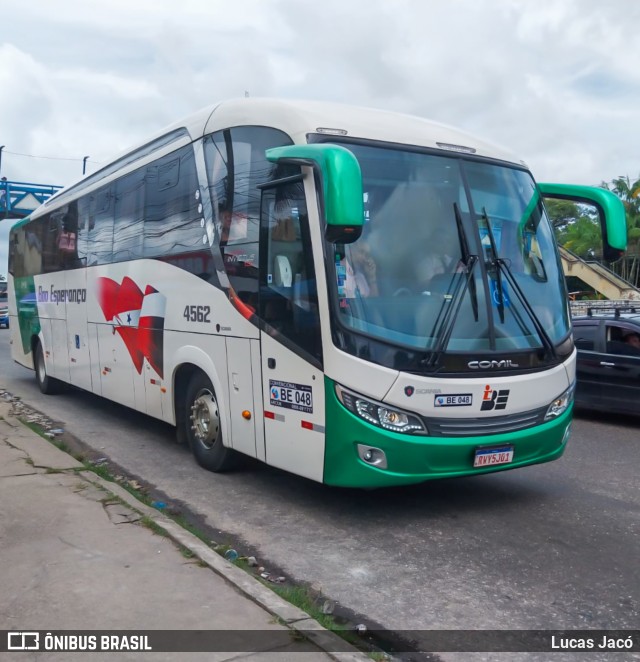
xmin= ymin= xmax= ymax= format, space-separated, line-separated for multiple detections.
xmin=329 ymin=143 xmax=569 ymax=354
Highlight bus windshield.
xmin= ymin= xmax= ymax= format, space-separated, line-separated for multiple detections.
xmin=329 ymin=143 xmax=569 ymax=355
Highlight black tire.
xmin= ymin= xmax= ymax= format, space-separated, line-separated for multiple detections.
xmin=34 ymin=340 xmax=62 ymax=395
xmin=183 ymin=371 xmax=237 ymax=472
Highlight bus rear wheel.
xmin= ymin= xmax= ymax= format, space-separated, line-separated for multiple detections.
xmin=34 ymin=341 xmax=62 ymax=395
xmin=183 ymin=372 xmax=237 ymax=472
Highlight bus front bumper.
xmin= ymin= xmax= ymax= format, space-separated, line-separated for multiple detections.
xmin=323 ymin=378 xmax=572 ymax=488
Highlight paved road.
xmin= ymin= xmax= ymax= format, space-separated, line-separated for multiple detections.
xmin=1 ymin=329 xmax=638 ymax=657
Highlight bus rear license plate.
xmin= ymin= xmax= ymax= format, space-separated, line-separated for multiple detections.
xmin=473 ymin=446 xmax=514 ymax=468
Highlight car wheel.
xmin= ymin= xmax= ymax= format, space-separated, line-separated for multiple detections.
xmin=183 ymin=371 xmax=237 ymax=472
xmin=34 ymin=341 xmax=62 ymax=395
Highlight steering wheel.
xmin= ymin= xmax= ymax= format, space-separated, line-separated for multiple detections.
xmin=393 ymin=287 xmax=412 ymax=297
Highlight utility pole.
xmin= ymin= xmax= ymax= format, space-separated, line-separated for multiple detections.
xmin=82 ymin=156 xmax=89 ymax=175
xmin=0 ymin=146 xmax=6 ymax=216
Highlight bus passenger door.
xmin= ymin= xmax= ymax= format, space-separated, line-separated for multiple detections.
xmin=258 ymin=182 xmax=326 ymax=482
xmin=66 ymin=269 xmax=93 ymax=392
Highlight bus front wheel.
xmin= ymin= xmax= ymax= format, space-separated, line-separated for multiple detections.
xmin=34 ymin=341 xmax=62 ymax=395
xmin=183 ymin=372 xmax=237 ymax=472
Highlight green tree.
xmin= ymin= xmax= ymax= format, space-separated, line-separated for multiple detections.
xmin=546 ymin=199 xmax=581 ymax=232
xmin=548 ymin=199 xmax=602 ymax=258
xmin=601 ymin=175 xmax=640 ymax=287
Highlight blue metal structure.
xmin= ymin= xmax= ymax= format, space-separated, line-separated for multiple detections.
xmin=0 ymin=179 xmax=62 ymax=218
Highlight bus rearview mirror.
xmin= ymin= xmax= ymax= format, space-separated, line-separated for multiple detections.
xmin=266 ymin=144 xmax=364 ymax=244
xmin=538 ymin=182 xmax=627 ymax=262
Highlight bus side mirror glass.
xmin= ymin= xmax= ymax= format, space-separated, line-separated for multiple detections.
xmin=266 ymin=144 xmax=364 ymax=244
xmin=539 ymin=183 xmax=627 ymax=262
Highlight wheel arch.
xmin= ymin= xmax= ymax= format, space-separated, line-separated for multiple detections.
xmin=170 ymin=345 xmax=229 ymax=444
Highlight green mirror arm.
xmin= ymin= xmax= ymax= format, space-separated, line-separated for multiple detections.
xmin=266 ymin=144 xmax=364 ymax=228
xmin=538 ymin=182 xmax=627 ymax=251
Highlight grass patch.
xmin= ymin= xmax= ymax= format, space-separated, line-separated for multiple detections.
xmin=81 ymin=462 xmax=153 ymax=508
xmin=19 ymin=418 xmax=51 ymax=441
xmin=140 ymin=515 xmax=168 ymax=538
xmin=264 ymin=583 xmax=388 ymax=653
xmin=179 ymin=545 xmax=196 ymax=559
xmin=169 ymin=512 xmax=215 ymax=547
xmin=118 ymin=480 xmax=153 ymax=506
xmin=18 ymin=418 xmax=72 ymax=455
xmin=139 ymin=516 xmax=200 ymax=562
xmin=85 ymin=462 xmax=115 ymax=482
xmin=269 ymin=585 xmax=334 ymax=630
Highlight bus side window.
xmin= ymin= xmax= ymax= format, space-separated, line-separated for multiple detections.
xmin=77 ymin=195 xmax=91 ymax=266
xmin=113 ymin=168 xmax=145 ymax=262
xmin=23 ymin=218 xmax=45 ymax=276
xmin=87 ymin=185 xmax=114 ymax=266
xmin=143 ymin=145 xmax=202 ymax=269
xmin=42 ymin=213 xmax=65 ymax=274
xmin=58 ymin=200 xmax=83 ymax=270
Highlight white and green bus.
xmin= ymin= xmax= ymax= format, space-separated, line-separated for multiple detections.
xmin=8 ymin=99 xmax=626 ymax=487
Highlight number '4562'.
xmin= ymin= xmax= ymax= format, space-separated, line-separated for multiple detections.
xmin=183 ymin=305 xmax=211 ymax=323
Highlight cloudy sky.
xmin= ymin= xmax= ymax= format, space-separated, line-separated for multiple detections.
xmin=1 ymin=0 xmax=640 ymax=273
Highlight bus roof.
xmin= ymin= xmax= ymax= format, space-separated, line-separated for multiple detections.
xmin=41 ymin=98 xmax=525 ymax=215
xmin=205 ymin=98 xmax=524 ymax=165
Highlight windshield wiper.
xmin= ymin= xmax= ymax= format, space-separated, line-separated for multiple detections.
xmin=426 ymin=258 xmax=479 ymax=370
xmin=498 ymin=262 xmax=557 ymax=360
xmin=454 ymin=202 xmax=479 ymax=322
xmin=481 ymin=207 xmax=505 ymax=324
xmin=424 ymin=205 xmax=479 ymax=369
xmin=481 ymin=208 xmax=557 ymax=360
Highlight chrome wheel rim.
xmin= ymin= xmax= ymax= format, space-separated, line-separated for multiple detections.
xmin=190 ymin=388 xmax=220 ymax=450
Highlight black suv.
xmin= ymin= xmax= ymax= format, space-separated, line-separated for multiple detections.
xmin=572 ymin=305 xmax=640 ymax=415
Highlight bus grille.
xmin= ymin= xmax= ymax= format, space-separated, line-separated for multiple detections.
xmin=425 ymin=408 xmax=548 ymax=437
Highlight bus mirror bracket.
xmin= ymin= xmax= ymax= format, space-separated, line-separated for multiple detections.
xmin=538 ymin=182 xmax=627 ymax=262
xmin=266 ymin=144 xmax=364 ymax=244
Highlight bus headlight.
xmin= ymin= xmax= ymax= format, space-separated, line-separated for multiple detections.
xmin=544 ymin=384 xmax=575 ymax=421
xmin=335 ymin=384 xmax=427 ymax=434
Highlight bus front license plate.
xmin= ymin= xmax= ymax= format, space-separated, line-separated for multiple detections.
xmin=473 ymin=446 xmax=514 ymax=468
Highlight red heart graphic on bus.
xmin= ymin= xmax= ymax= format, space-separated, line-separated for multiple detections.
xmin=97 ymin=277 xmax=166 ymax=378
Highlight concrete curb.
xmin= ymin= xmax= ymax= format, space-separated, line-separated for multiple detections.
xmin=0 ymin=398 xmax=373 ymax=662
xmin=83 ymin=474 xmax=369 ymax=662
